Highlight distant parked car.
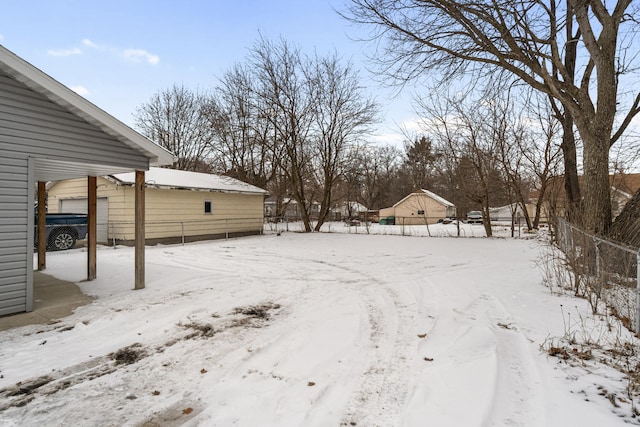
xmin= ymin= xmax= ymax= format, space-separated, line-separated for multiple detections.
xmin=466 ymin=211 xmax=483 ymax=224
xmin=35 ymin=212 xmax=88 ymax=251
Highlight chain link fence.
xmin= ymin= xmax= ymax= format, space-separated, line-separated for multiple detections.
xmin=263 ymin=215 xmax=536 ymax=238
xmin=99 ymin=217 xmax=265 ymax=246
xmin=555 ymin=217 xmax=640 ymax=332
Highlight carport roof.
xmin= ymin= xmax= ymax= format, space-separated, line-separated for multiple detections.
xmin=0 ymin=44 xmax=175 ymax=167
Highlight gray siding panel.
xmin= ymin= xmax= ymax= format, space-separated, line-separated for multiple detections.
xmin=0 ymin=195 xmax=27 ymax=204
xmin=0 ymin=295 xmax=27 ymax=312
xmin=0 ymin=148 xmax=27 ymax=315
xmin=0 ymin=253 xmax=26 ymax=263
xmin=0 ymin=260 xmax=27 ymax=271
xmin=0 ymin=216 xmax=27 ymax=225
xmin=0 ymin=153 xmax=27 ymax=315
xmin=0 ymin=281 xmax=26 ymax=291
xmin=0 ymin=267 xmax=26 ymax=279
xmin=0 ymin=288 xmax=26 ymax=301
xmin=0 ymin=240 xmax=25 ymax=249
xmin=0 ymin=73 xmax=149 ymax=170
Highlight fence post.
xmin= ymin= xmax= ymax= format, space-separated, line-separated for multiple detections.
xmin=595 ymin=240 xmax=600 ymax=278
xmin=636 ymin=251 xmax=640 ymax=334
xmin=594 ymin=239 xmax=603 ymax=298
xmin=226 ymin=219 xmax=229 ymax=240
xmin=181 ymin=222 xmax=185 ymax=245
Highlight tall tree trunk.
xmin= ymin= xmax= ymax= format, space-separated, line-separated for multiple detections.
xmin=560 ymin=112 xmax=582 ymax=223
xmin=559 ymin=7 xmax=582 ymax=224
xmin=570 ymin=0 xmax=620 ymax=234
xmin=582 ymin=131 xmax=612 ymax=235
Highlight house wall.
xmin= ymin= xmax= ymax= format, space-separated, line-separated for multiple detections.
xmin=0 ymin=72 xmax=150 ymax=315
xmin=48 ymin=178 xmax=265 ymax=244
xmin=393 ymin=193 xmax=450 ymax=225
xmin=379 ymin=207 xmax=395 ymax=219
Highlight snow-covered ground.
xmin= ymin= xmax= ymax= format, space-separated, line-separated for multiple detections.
xmin=0 ymin=231 xmax=637 ymax=426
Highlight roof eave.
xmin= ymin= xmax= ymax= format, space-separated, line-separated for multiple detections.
xmin=0 ymin=45 xmax=176 ymax=167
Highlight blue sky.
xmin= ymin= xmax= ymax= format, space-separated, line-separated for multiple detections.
xmin=0 ymin=0 xmax=417 ymax=145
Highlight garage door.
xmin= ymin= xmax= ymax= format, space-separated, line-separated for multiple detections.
xmin=60 ymin=198 xmax=109 ymax=243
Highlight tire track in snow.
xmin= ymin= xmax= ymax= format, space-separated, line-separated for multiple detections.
xmin=145 ymin=242 xmax=418 ymax=425
xmin=480 ymin=296 xmax=546 ymax=427
xmin=193 ymin=252 xmax=417 ymax=426
xmin=305 ymin=260 xmax=418 ymax=427
xmin=461 ymin=294 xmax=547 ymax=427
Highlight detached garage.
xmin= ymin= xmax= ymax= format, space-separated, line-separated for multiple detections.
xmin=380 ymin=189 xmax=456 ymax=225
xmin=0 ymin=45 xmax=174 ymax=315
xmin=47 ymin=168 xmax=268 ymax=245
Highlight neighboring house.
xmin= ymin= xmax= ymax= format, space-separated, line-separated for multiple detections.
xmin=530 ymin=173 xmax=640 ymax=221
xmin=331 ymin=201 xmax=368 ymax=221
xmin=489 ymin=203 xmax=528 ymax=222
xmin=47 ymin=168 xmax=268 ymax=245
xmin=379 ymin=189 xmax=456 ymax=225
xmin=0 ymin=45 xmax=174 ymax=315
xmin=610 ymin=173 xmax=640 ymax=218
xmin=264 ymin=197 xmax=321 ymax=221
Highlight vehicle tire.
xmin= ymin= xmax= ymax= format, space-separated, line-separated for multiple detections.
xmin=48 ymin=228 xmax=77 ymax=251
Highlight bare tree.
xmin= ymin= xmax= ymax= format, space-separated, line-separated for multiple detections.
xmin=135 ymin=84 xmax=214 ymax=171
xmin=307 ymin=53 xmax=379 ymax=231
xmin=521 ymin=93 xmax=564 ymax=228
xmin=489 ymin=95 xmax=537 ymax=230
xmin=344 ymin=0 xmax=640 ymax=233
xmin=420 ymin=93 xmax=512 ymax=237
xmin=346 ymin=144 xmax=403 ymax=211
xmin=243 ymin=38 xmax=380 ymax=232
xmin=205 ymin=63 xmax=277 ymax=189
xmin=248 ymin=38 xmax=317 ymax=231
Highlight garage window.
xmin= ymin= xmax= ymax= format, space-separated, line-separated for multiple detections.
xmin=204 ymin=200 xmax=213 ymax=214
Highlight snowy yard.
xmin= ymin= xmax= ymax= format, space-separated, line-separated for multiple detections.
xmin=0 ymin=232 xmax=638 ymax=426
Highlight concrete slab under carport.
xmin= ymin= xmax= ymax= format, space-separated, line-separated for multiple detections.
xmin=0 ymin=271 xmax=93 ymax=331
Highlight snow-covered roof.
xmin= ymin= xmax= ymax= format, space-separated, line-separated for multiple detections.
xmin=393 ymin=189 xmax=455 ymax=208
xmin=109 ymin=167 xmax=268 ymax=195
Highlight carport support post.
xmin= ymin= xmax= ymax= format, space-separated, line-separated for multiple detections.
xmin=134 ymin=170 xmax=145 ymax=290
xmin=87 ymin=176 xmax=97 ymax=280
xmin=37 ymin=181 xmax=46 ymax=270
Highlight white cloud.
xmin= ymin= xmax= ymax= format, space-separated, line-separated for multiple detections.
xmin=82 ymin=39 xmax=98 ymax=49
xmin=47 ymin=47 xmax=82 ymax=57
xmin=46 ymin=40 xmax=159 ymax=68
xmin=123 ymin=48 xmax=159 ymax=65
xmin=70 ymin=85 xmax=89 ymax=96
